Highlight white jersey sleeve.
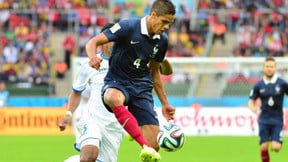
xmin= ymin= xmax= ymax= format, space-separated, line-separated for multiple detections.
xmin=72 ymin=60 xmax=92 ymax=92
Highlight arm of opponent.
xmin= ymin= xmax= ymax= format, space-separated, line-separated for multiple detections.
xmin=58 ymin=91 xmax=82 ymax=131
xmin=149 ymin=60 xmax=175 ymax=121
xmin=58 ymin=91 xmax=81 ymax=131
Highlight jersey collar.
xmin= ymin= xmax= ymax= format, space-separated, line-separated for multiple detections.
xmin=141 ymin=16 xmax=160 ymax=39
xmin=263 ymin=74 xmax=278 ymax=84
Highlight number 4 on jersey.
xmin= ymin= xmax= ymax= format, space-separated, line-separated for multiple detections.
xmin=133 ymin=58 xmax=141 ymax=69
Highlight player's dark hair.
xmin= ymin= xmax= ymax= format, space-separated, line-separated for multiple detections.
xmin=151 ymin=0 xmax=176 ymax=16
xmin=265 ymin=57 xmax=275 ymax=62
xmin=101 ymin=22 xmax=115 ymax=32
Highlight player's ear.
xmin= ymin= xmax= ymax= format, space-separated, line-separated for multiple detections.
xmin=150 ymin=11 xmax=158 ymax=18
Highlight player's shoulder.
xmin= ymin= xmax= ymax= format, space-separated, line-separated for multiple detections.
xmin=254 ymin=79 xmax=264 ymax=88
xmin=120 ymin=17 xmax=140 ymax=24
xmin=277 ymin=77 xmax=287 ymax=82
xmin=117 ymin=18 xmax=140 ymax=29
xmin=77 ymin=59 xmax=95 ymax=76
xmin=277 ymin=77 xmax=288 ymax=85
xmin=78 ymin=60 xmax=92 ymax=70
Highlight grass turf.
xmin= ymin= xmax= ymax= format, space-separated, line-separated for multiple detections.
xmin=0 ymin=135 xmax=287 ymax=162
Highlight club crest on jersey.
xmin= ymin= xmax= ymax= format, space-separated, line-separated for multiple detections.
xmin=150 ymin=45 xmax=159 ymax=58
xmin=275 ymin=85 xmax=280 ymax=94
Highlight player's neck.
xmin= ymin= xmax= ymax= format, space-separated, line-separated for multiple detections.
xmin=264 ymin=75 xmax=273 ymax=81
xmin=146 ymin=16 xmax=154 ymax=37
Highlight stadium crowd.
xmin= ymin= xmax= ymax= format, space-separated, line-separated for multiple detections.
xmin=0 ymin=0 xmax=287 ymax=92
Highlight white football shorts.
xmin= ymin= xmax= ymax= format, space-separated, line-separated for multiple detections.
xmin=74 ymin=119 xmax=124 ymax=162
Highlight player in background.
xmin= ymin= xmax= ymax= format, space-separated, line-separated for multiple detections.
xmin=59 ymin=23 xmax=125 ymax=162
xmin=248 ymin=57 xmax=288 ymax=162
xmin=86 ymin=0 xmax=176 ymax=161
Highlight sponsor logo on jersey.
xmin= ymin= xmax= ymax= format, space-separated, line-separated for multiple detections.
xmin=130 ymin=40 xmax=140 ymax=44
xmin=99 ymin=67 xmax=109 ymax=72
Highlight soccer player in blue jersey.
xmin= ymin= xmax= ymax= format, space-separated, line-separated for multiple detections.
xmin=85 ymin=0 xmax=176 ymax=161
xmin=248 ymin=57 xmax=288 ymax=162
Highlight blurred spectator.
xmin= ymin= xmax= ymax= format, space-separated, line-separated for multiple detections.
xmin=229 ymin=7 xmax=240 ymax=32
xmin=62 ymin=34 xmax=76 ymax=69
xmin=78 ymin=27 xmax=91 ymax=56
xmin=0 ymin=80 xmax=9 ymax=107
xmin=4 ymin=24 xmax=16 ymax=41
xmin=0 ymin=65 xmax=7 ymax=82
xmin=55 ymin=61 xmax=68 ymax=79
xmin=14 ymin=22 xmax=29 ymax=38
xmin=212 ymin=23 xmax=227 ymax=45
xmin=0 ymin=31 xmax=7 ymax=46
xmin=0 ymin=8 xmax=10 ymax=28
xmin=3 ymin=40 xmax=18 ymax=64
xmin=3 ymin=63 xmax=17 ymax=82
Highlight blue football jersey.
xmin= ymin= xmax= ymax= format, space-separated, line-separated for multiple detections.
xmin=102 ymin=17 xmax=168 ymax=83
xmin=249 ymin=76 xmax=288 ymax=124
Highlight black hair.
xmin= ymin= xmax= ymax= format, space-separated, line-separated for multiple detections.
xmin=151 ymin=0 xmax=176 ymax=16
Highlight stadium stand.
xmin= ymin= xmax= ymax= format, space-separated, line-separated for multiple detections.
xmin=1 ymin=0 xmax=286 ymax=98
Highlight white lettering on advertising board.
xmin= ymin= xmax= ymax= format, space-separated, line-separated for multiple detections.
xmin=157 ymin=107 xmax=262 ymax=136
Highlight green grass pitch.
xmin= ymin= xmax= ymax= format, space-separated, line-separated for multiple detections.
xmin=0 ymin=135 xmax=287 ymax=162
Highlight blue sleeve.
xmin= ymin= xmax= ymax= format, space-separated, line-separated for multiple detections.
xmin=249 ymin=84 xmax=259 ymax=100
xmin=103 ymin=20 xmax=131 ymax=41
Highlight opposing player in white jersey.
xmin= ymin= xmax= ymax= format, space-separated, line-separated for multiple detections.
xmin=59 ymin=23 xmax=125 ymax=162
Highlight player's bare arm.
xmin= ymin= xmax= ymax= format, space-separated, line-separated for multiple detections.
xmin=149 ymin=59 xmax=175 ymax=120
xmin=85 ymin=33 xmax=109 ymax=70
xmin=248 ymin=99 xmax=259 ymax=114
xmin=58 ymin=92 xmax=82 ymax=131
xmin=160 ymin=58 xmax=173 ymax=75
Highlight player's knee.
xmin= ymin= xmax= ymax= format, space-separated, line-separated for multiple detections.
xmin=271 ymin=145 xmax=282 ymax=152
xmin=80 ymin=154 xmax=97 ymax=162
xmin=271 ymin=141 xmax=282 ymax=152
xmin=272 ymin=148 xmax=281 ymax=152
xmin=104 ymin=88 xmax=125 ymax=107
xmin=260 ymin=142 xmax=269 ymax=150
xmin=80 ymin=146 xmax=99 ymax=162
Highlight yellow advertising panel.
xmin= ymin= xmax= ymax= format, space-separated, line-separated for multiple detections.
xmin=0 ymin=107 xmax=72 ymax=135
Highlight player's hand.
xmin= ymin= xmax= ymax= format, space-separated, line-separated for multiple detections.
xmin=58 ymin=115 xmax=72 ymax=131
xmin=250 ymin=106 xmax=260 ymax=115
xmin=89 ymin=56 xmax=102 ymax=70
xmin=162 ymin=104 xmax=175 ymax=121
